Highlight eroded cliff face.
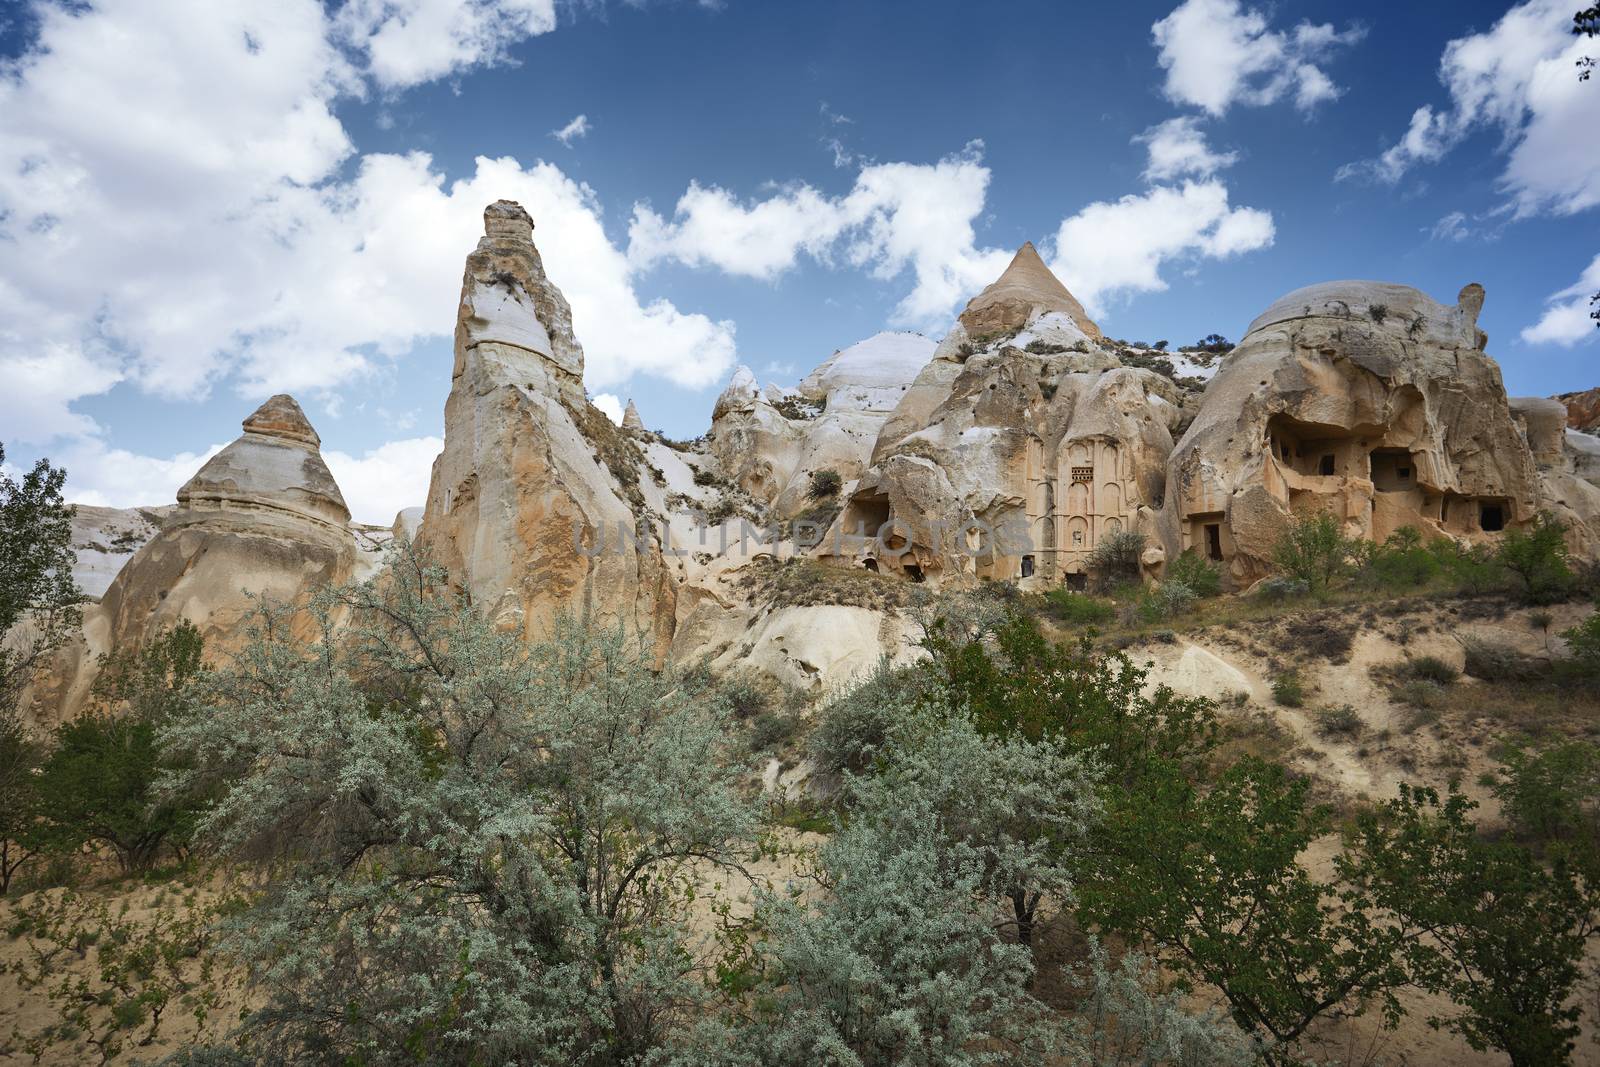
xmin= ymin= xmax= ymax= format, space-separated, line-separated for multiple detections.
xmin=1159 ymin=282 xmax=1551 ymax=585
xmin=415 ymin=200 xmax=676 ymax=654
xmin=818 ymin=247 xmax=1182 ymax=585
xmin=32 ymin=395 xmax=360 ymax=722
xmin=30 ymin=205 xmax=1600 ymax=707
xmin=706 ymin=333 xmax=937 ymax=519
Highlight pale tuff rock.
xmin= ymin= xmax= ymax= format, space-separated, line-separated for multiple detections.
xmin=705 ymin=333 xmax=937 ymax=518
xmin=622 ymin=399 xmax=645 ymax=432
xmin=417 ymin=200 xmax=675 ymax=653
xmin=67 ymin=505 xmax=170 ymax=601
xmin=1511 ymin=396 xmax=1600 ymax=558
xmin=823 ymin=252 xmax=1173 ymax=585
xmin=177 ymin=394 xmax=350 ymax=529
xmin=34 ymin=395 xmax=359 ymax=722
xmin=958 ymin=242 xmax=1102 ymax=341
xmin=1159 ymin=281 xmax=1553 ymax=585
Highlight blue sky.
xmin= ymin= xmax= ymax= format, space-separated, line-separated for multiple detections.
xmin=1 ymin=0 xmax=1596 ymax=522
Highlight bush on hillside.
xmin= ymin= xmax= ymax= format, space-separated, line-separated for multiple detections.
xmin=808 ymin=468 xmax=842 ymax=499
xmin=1087 ymin=530 xmax=1146 ymax=593
xmin=1496 ymin=513 xmax=1573 ymax=604
xmin=1272 ymin=512 xmax=1358 ymax=595
xmin=1166 ymin=549 xmax=1222 ymax=598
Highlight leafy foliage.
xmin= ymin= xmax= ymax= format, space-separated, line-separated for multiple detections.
xmin=1354 ymin=786 xmax=1600 ymax=1065
xmin=0 ymin=443 xmax=83 ymax=704
xmin=1080 ymin=758 xmax=1422 ymax=1053
xmin=1271 ymin=511 xmax=1357 ymax=595
xmin=1165 ymin=548 xmax=1221 ymax=598
xmin=1359 ymin=526 xmax=1441 ymax=590
xmin=1495 ymin=512 xmax=1573 ymax=604
xmin=162 ymin=542 xmax=757 ymax=1065
xmin=37 ymin=622 xmax=208 ymax=873
xmin=1041 ymin=588 xmax=1117 ymax=626
xmin=0 ymin=704 xmax=45 ymax=892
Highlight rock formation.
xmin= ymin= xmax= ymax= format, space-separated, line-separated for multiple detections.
xmin=67 ymin=505 xmax=169 ymax=600
xmin=622 ymin=399 xmax=645 ymax=432
xmin=820 ymin=251 xmax=1180 ymax=584
xmin=705 ymin=332 xmax=936 ymax=518
xmin=1159 ymin=281 xmax=1548 ymax=584
xmin=35 ymin=395 xmax=360 ymax=721
xmin=1558 ymin=386 xmax=1600 ymax=434
xmin=415 ymin=200 xmax=676 ymax=652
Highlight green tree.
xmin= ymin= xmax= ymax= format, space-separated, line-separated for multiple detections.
xmin=37 ymin=622 xmax=207 ymax=873
xmin=1490 ymin=741 xmax=1600 ymax=851
xmin=1078 ymin=759 xmax=1422 ymax=1062
xmin=161 ymin=543 xmax=756 ymax=1065
xmin=0 ymin=705 xmax=45 ymax=893
xmin=0 ymin=443 xmax=83 ymax=704
xmin=741 ymin=800 xmax=1073 ymax=1065
xmin=1086 ymin=530 xmax=1146 ymax=592
xmin=1353 ymin=785 xmax=1600 ymax=1066
xmin=1495 ymin=512 xmax=1572 ymax=604
xmin=1271 ymin=511 xmax=1356 ymax=595
xmin=1560 ymin=606 xmax=1600 ymax=678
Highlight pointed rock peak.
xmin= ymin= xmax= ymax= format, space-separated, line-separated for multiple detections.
xmin=179 ymin=395 xmax=349 ymax=527
xmin=242 ymin=394 xmax=320 ymax=449
xmin=713 ymin=365 xmax=762 ymax=420
xmin=484 ymin=199 xmax=534 ymax=243
xmin=960 ymin=242 xmax=1101 ymax=340
xmin=623 ymin=399 xmax=645 ymax=431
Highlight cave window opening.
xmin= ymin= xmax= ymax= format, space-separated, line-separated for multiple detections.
xmin=1205 ymin=523 xmax=1223 ymax=562
xmin=862 ymin=558 xmax=878 ymax=573
xmin=904 ymin=564 xmax=925 ymax=583
xmin=1480 ymin=504 xmax=1505 ymax=532
xmin=1065 ymin=572 xmax=1087 ymax=591
xmin=1021 ymin=555 xmax=1035 ymax=578
xmin=1319 ymin=454 xmax=1336 ymax=476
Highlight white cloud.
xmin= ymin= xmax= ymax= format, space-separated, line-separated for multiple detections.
xmin=629 ymin=144 xmax=1011 ymax=328
xmin=0 ymin=0 xmax=735 ymax=454
xmin=630 ymin=139 xmax=1274 ymax=326
xmin=1151 ymin=0 xmax=1364 ymax=116
xmin=1429 ymin=211 xmax=1472 ymax=242
xmin=1521 ymin=254 xmax=1600 ymax=347
xmin=324 ymin=435 xmax=443 ymax=523
xmin=551 ymin=113 xmax=590 ymax=145
xmin=335 ymin=0 xmax=557 ymax=89
xmin=1048 ymin=181 xmax=1274 ymax=315
xmin=1138 ymin=117 xmax=1238 ymax=181
xmin=1339 ymin=0 xmax=1599 ymax=217
xmin=591 ymin=393 xmax=624 ymax=425
xmin=58 ymin=440 xmax=227 ymax=510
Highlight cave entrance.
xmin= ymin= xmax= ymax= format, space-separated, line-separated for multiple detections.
xmin=1205 ymin=523 xmax=1223 ymax=562
xmin=1020 ymin=554 xmax=1035 ymax=578
xmin=903 ymin=563 xmax=925 ymax=583
xmin=862 ymin=557 xmax=879 ymax=573
xmin=1370 ymin=449 xmax=1417 ymax=492
xmin=1064 ymin=572 xmax=1087 ymax=591
xmin=1479 ymin=502 xmax=1506 ymax=532
xmin=841 ymin=493 xmax=890 ymax=540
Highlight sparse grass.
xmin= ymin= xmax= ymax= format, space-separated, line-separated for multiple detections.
xmin=1042 ymin=589 xmax=1116 ymax=626
xmin=737 ymin=557 xmax=911 ymax=612
xmin=1402 ymin=655 xmax=1458 ymax=685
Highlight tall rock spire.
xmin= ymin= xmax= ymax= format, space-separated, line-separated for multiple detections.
xmin=959 ymin=242 xmax=1101 ymax=340
xmin=456 ymin=199 xmax=585 ymax=400
xmin=417 ymin=201 xmax=676 ymax=652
